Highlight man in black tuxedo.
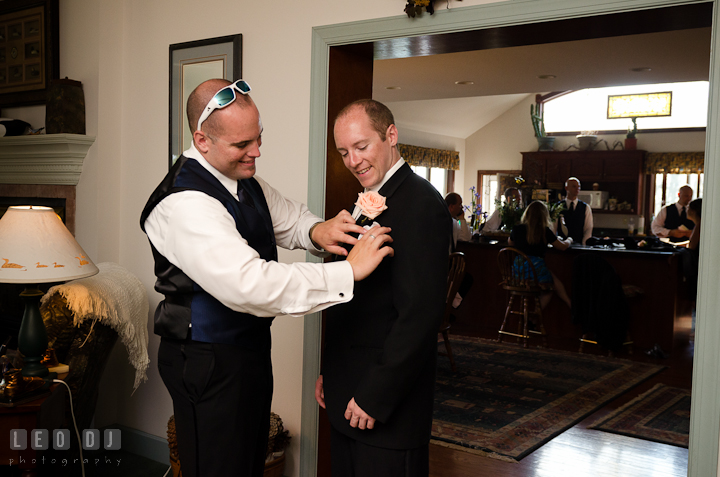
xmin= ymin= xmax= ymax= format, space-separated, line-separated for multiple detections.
xmin=315 ymin=99 xmax=451 ymax=476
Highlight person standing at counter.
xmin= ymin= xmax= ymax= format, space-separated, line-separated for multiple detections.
xmin=483 ymin=187 xmax=522 ymax=232
xmin=509 ymin=201 xmax=573 ymax=309
xmin=556 ymin=177 xmax=593 ymax=245
xmin=651 ymin=185 xmax=695 ymax=242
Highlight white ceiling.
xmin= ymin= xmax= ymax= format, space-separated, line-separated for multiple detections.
xmin=373 ymin=28 xmax=712 ymax=138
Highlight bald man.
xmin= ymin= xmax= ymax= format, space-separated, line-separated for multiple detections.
xmin=141 ymin=79 xmax=393 ymax=477
xmin=651 ymin=185 xmax=695 ymax=242
xmin=557 ymin=177 xmax=593 ymax=245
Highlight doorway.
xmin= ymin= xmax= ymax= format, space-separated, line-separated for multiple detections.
xmin=304 ymin=2 xmax=719 ymax=476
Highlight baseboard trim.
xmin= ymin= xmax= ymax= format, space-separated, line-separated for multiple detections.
xmin=104 ymin=424 xmax=170 ymax=466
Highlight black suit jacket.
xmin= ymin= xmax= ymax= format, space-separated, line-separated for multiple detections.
xmin=323 ymin=162 xmax=452 ymax=449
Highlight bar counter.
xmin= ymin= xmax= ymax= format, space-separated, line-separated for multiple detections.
xmin=454 ymin=238 xmax=686 ymax=354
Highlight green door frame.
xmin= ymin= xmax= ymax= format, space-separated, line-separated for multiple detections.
xmin=302 ymin=1 xmax=720 ymax=476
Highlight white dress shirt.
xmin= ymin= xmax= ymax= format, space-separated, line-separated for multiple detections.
xmin=144 ymin=144 xmax=354 ymax=318
xmin=651 ymin=202 xmax=687 ymax=238
xmin=483 ymin=209 xmax=502 ymax=233
xmin=351 ymin=158 xmax=406 ymax=220
xmin=554 ymin=198 xmax=594 ymax=245
xmin=453 ymin=216 xmax=472 ymax=245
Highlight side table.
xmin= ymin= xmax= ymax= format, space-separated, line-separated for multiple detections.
xmin=0 ymin=383 xmax=66 ymax=476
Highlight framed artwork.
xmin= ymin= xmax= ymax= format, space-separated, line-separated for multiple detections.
xmin=169 ymin=34 xmax=242 ymax=167
xmin=0 ymin=0 xmax=59 ymax=108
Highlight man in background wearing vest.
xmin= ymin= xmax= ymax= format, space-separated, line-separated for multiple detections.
xmin=651 ymin=185 xmax=695 ymax=242
xmin=141 ymin=79 xmax=393 ymax=477
xmin=557 ymin=177 xmax=593 ymax=245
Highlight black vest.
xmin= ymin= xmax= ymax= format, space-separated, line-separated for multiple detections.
xmin=559 ymin=200 xmax=588 ymax=244
xmin=140 ymin=156 xmax=278 ymax=349
xmin=663 ymin=204 xmax=695 ymax=232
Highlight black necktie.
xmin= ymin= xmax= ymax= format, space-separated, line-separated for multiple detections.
xmin=237 ymin=181 xmax=256 ymax=209
xmin=569 ymin=201 xmax=575 ymax=213
xmin=680 ymin=206 xmax=687 ymax=221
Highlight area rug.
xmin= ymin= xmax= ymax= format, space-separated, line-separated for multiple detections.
xmin=588 ymin=383 xmax=690 ymax=448
xmin=432 ymin=336 xmax=664 ymax=461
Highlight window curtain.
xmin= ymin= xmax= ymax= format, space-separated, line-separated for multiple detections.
xmin=645 ymin=152 xmax=704 ymax=174
xmin=398 ymin=144 xmax=459 ymax=170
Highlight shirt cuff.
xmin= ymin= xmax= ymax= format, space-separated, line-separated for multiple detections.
xmin=287 ymin=261 xmax=354 ymax=316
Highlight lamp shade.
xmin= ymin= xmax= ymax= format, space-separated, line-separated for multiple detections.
xmin=0 ymin=206 xmax=98 ymax=284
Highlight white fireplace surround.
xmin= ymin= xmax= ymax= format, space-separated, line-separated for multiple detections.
xmin=0 ymin=134 xmax=96 ymax=185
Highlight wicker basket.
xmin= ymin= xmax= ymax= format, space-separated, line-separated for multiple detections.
xmin=264 ymin=454 xmax=285 ymax=477
xmin=167 ymin=414 xmax=288 ymax=477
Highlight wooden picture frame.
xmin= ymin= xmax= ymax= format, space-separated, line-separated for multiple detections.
xmin=168 ymin=34 xmax=242 ymax=167
xmin=0 ymin=0 xmax=59 ymax=108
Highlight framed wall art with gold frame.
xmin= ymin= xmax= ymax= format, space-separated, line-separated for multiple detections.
xmin=0 ymin=0 xmax=59 ymax=109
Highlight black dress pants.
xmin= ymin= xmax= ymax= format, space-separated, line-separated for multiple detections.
xmin=158 ymin=338 xmax=273 ymax=477
xmin=330 ymin=426 xmax=429 ymax=477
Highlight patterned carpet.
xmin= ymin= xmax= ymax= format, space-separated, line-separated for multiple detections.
xmin=589 ymin=383 xmax=691 ymax=448
xmin=432 ymin=336 xmax=664 ymax=461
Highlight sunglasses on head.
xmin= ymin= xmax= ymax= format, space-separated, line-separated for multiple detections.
xmin=196 ymin=79 xmax=252 ymax=132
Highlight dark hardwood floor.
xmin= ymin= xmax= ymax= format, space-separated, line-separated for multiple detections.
xmin=430 ymin=311 xmax=694 ymax=477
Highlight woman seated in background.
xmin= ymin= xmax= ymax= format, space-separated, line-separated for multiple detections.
xmin=508 ymin=200 xmax=573 ymax=309
xmin=687 ymin=198 xmax=702 ymax=251
xmin=686 ymin=198 xmax=702 ymax=310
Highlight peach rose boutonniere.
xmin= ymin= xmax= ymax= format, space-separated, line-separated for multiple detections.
xmin=355 ymin=191 xmax=388 ymax=224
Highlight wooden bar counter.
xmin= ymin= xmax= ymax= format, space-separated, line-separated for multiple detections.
xmin=454 ymin=239 xmax=686 ymax=354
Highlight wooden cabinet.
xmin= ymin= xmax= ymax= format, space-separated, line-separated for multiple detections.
xmin=521 ymin=150 xmax=645 ymax=213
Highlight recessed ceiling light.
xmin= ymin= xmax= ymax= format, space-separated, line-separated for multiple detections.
xmin=537 ymin=75 xmax=556 ymax=79
xmin=385 ymin=86 xmax=402 ymax=90
xmin=455 ymin=81 xmax=474 ymax=85
xmin=631 ymin=67 xmax=653 ymax=72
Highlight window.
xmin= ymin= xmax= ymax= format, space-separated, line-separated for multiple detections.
xmin=544 ymin=81 xmax=709 ymax=134
xmin=654 ymin=173 xmax=704 ymax=216
xmin=410 ymin=165 xmax=450 ymax=197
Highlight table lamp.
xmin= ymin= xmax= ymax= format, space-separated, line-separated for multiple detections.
xmin=0 ymin=206 xmax=98 ymax=378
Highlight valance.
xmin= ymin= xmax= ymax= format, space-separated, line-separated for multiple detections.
xmin=645 ymin=152 xmax=704 ymax=174
xmin=398 ymin=143 xmax=459 ymax=170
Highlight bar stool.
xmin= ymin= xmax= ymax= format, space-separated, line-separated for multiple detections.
xmin=497 ymin=247 xmax=547 ymax=348
xmin=438 ymin=252 xmax=466 ymax=372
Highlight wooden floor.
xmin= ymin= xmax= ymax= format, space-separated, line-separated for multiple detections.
xmin=430 ymin=313 xmax=694 ymax=477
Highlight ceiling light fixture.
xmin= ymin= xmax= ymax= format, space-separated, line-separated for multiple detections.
xmin=537 ymin=75 xmax=557 ymax=79
xmin=454 ymin=81 xmax=474 ymax=85
xmin=631 ymin=67 xmax=653 ymax=72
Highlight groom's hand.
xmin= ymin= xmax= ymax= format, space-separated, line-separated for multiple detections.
xmin=311 ymin=210 xmax=369 ymax=256
xmin=345 ymin=397 xmax=375 ymax=430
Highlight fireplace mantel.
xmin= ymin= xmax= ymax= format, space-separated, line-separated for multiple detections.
xmin=0 ymin=134 xmax=96 ymax=185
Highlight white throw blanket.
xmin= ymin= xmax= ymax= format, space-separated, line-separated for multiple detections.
xmin=40 ymin=262 xmax=150 ymax=391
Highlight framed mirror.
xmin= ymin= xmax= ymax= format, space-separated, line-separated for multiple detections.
xmin=168 ymin=34 xmax=242 ymax=167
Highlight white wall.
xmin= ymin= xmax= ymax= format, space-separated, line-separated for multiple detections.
xmin=461 ymin=95 xmax=707 ymax=200
xmin=53 ymin=0 xmax=501 ymax=475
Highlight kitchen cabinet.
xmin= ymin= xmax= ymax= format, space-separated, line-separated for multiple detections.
xmin=521 ymin=150 xmax=645 ymax=213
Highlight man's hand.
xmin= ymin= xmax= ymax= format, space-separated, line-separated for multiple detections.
xmin=315 ymin=375 xmax=325 ymax=409
xmin=344 ymin=397 xmax=375 ymax=430
xmin=311 ymin=210 xmax=370 ymax=256
xmin=346 ymin=225 xmax=394 ymax=281
xmin=669 ymin=228 xmax=692 ymax=239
